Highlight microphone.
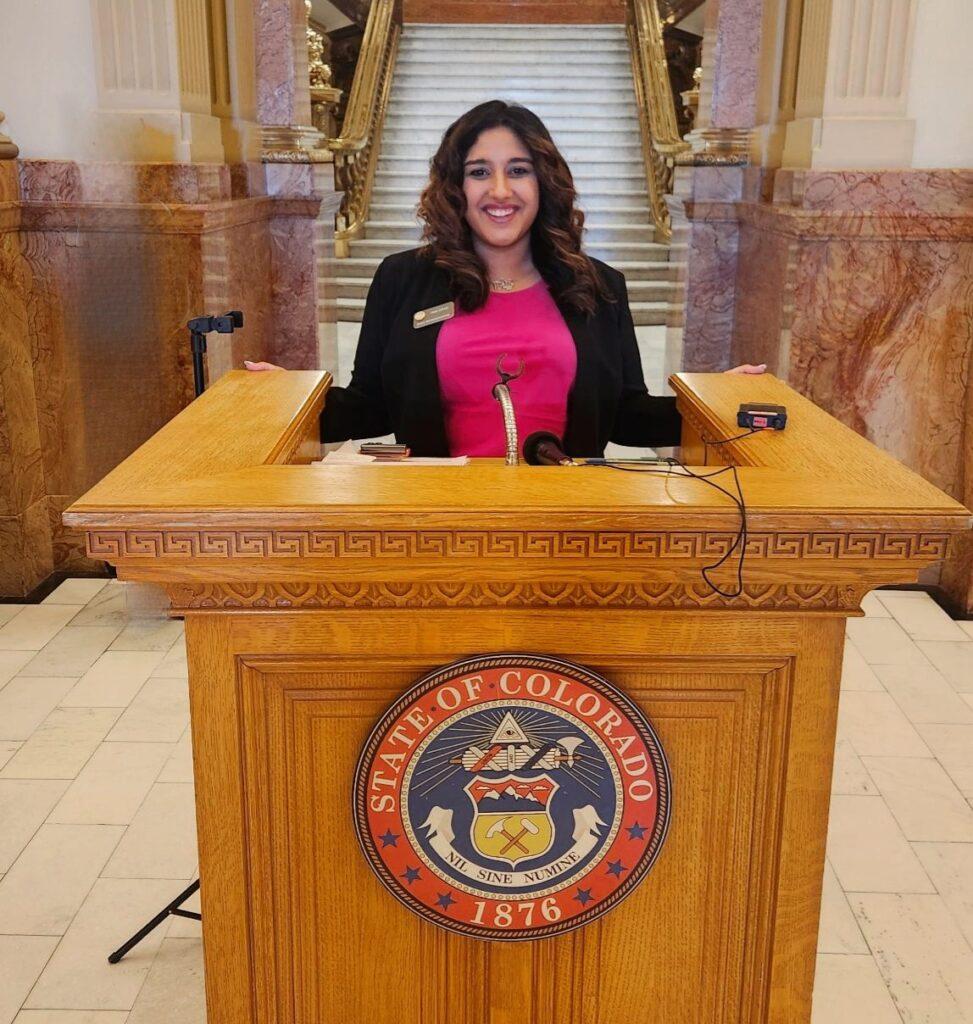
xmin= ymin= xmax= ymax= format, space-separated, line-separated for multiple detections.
xmin=523 ymin=431 xmax=577 ymax=466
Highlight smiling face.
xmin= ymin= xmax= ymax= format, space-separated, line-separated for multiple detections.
xmin=462 ymin=126 xmax=540 ymax=254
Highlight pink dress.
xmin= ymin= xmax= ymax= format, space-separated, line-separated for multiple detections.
xmin=435 ymin=280 xmax=577 ymax=457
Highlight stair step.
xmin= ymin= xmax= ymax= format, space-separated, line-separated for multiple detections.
xmin=379 ymin=140 xmax=642 ymax=161
xmin=374 ymin=171 xmax=647 ymax=193
xmin=397 ymin=40 xmax=629 ymax=56
xmin=386 ymin=116 xmax=639 ymax=134
xmin=387 ymin=103 xmax=637 ymax=120
xmin=404 ymin=22 xmax=627 ymax=30
xmin=383 ymin=128 xmax=639 ymax=148
xmin=395 ymin=60 xmax=630 ymax=75
xmin=330 ymin=295 xmax=670 ymax=325
xmin=372 ymin=186 xmax=650 ymax=203
xmin=347 ymin=237 xmax=669 ymax=260
xmin=394 ymin=74 xmax=634 ymax=91
xmin=391 ymin=87 xmax=634 ymax=105
xmin=378 ymin=155 xmax=642 ymax=174
xmin=403 ymin=24 xmax=628 ymax=39
xmin=333 ymin=255 xmax=673 ymax=282
xmin=328 ymin=276 xmax=674 ymax=302
xmin=369 ymin=202 xmax=652 ymax=226
xmin=364 ymin=220 xmax=657 ymax=244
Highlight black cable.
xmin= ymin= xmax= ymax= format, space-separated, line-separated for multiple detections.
xmin=703 ymin=428 xmax=760 ymax=446
xmin=674 ymin=461 xmax=748 ymax=598
xmin=592 ymin=457 xmax=748 ymax=598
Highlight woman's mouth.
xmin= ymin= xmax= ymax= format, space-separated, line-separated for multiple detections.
xmin=482 ymin=205 xmax=518 ymax=224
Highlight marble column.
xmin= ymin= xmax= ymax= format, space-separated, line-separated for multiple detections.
xmin=782 ymin=0 xmax=917 ymax=168
xmin=254 ymin=0 xmax=325 ymax=156
xmin=89 ymin=0 xmax=225 ymax=161
xmin=252 ymin=0 xmax=339 ymax=370
xmin=689 ymin=0 xmax=771 ymax=157
xmin=666 ymin=0 xmax=775 ymax=378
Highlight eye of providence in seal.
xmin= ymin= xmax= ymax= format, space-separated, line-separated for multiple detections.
xmin=354 ymin=655 xmax=671 ymax=940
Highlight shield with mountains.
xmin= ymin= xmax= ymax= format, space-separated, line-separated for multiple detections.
xmin=464 ymin=774 xmax=559 ymax=867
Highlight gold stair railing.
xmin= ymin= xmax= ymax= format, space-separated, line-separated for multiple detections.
xmin=626 ymin=0 xmax=691 ymax=240
xmin=329 ymin=0 xmax=400 ymax=258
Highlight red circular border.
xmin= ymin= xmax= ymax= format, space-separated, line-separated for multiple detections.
xmin=353 ymin=655 xmax=671 ymax=941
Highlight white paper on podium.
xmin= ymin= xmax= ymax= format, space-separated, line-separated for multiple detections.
xmin=316 ymin=438 xmax=469 ymax=466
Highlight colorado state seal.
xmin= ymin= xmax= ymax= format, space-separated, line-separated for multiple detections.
xmin=353 ymin=655 xmax=671 ymax=940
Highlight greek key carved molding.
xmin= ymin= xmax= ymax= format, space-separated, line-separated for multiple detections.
xmin=87 ymin=529 xmax=951 ymax=562
xmin=166 ymin=581 xmax=868 ymax=612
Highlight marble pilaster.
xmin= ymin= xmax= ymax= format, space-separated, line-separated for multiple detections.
xmin=666 ymin=0 xmax=775 ymax=379
xmin=89 ymin=0 xmax=225 ymax=161
xmin=782 ymin=0 xmax=917 ymax=168
xmin=732 ymin=168 xmax=973 ymax=610
xmin=665 ymin=164 xmax=748 ymax=377
xmin=253 ymin=0 xmax=328 ymax=160
xmin=264 ymin=162 xmax=341 ymax=370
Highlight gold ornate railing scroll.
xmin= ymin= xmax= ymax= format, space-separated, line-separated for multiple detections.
xmin=329 ymin=0 xmax=400 ymax=258
xmin=0 ymin=112 xmax=17 ymax=160
xmin=626 ymin=0 xmax=691 ymax=240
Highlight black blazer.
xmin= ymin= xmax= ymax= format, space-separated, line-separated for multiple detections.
xmin=321 ymin=247 xmax=681 ymax=457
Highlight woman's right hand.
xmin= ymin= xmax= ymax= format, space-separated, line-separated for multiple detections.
xmin=244 ymin=360 xmax=284 ymax=372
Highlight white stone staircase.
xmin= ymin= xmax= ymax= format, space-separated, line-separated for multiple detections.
xmin=329 ymin=23 xmax=673 ymax=324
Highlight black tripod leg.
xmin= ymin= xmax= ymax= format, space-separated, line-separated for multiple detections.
xmin=107 ymin=878 xmax=201 ymax=964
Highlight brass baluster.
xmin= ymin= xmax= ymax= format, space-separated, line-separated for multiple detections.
xmin=626 ymin=0 xmax=691 ymax=240
xmin=329 ymin=0 xmax=400 ymax=258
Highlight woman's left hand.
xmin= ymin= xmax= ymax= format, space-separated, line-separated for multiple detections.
xmin=725 ymin=363 xmax=767 ymax=375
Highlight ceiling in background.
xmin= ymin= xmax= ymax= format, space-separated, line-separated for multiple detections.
xmin=310 ymin=0 xmax=354 ymax=32
xmin=659 ymin=0 xmax=707 ymax=34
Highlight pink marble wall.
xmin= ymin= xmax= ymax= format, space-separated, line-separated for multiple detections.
xmin=0 ymin=161 xmax=53 ymax=595
xmin=0 ymin=158 xmax=338 ymax=596
xmin=732 ymin=169 xmax=973 ymax=610
xmin=774 ymin=169 xmax=973 ymax=215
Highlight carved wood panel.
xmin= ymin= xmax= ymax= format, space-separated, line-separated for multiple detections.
xmin=236 ymin=655 xmax=792 ymax=1023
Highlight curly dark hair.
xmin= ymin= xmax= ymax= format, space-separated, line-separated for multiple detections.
xmin=416 ymin=100 xmax=614 ymax=317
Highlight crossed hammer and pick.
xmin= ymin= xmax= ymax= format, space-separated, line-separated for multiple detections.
xmin=486 ymin=815 xmax=540 ymax=856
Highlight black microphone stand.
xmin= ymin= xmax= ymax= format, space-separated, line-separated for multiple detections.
xmin=187 ymin=310 xmax=244 ymax=397
xmin=107 ymin=311 xmax=244 ymax=965
xmin=107 ymin=880 xmax=201 ymax=963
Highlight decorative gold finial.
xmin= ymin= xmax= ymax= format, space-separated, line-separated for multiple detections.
xmin=305 ymin=0 xmax=342 ymax=140
xmin=306 ymin=0 xmax=333 ymax=89
xmin=0 ymin=112 xmax=18 ymax=160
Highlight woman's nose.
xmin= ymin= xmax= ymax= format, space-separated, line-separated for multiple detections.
xmin=490 ymin=173 xmax=513 ymax=199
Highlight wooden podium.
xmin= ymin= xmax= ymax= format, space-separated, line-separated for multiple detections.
xmin=65 ymin=370 xmax=969 ymax=1024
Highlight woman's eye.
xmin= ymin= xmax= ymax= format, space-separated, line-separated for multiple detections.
xmin=467 ymin=168 xmax=488 ymax=178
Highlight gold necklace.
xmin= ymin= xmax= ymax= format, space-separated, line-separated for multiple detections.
xmin=489 ymin=272 xmax=539 ymax=293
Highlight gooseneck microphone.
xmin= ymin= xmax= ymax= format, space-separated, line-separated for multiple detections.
xmin=523 ymin=431 xmax=578 ymax=466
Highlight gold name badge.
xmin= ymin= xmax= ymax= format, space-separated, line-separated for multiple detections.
xmin=413 ymin=301 xmax=455 ymax=329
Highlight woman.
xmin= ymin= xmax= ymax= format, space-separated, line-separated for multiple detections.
xmin=247 ymin=100 xmax=764 ymax=456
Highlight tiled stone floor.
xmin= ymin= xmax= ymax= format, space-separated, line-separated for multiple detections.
xmin=0 ymin=580 xmax=971 ymax=1023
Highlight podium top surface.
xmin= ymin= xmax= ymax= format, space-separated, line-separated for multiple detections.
xmin=65 ymin=369 xmax=968 ymax=536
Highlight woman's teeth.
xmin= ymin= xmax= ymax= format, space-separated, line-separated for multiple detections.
xmin=484 ymin=207 xmax=516 ymax=222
